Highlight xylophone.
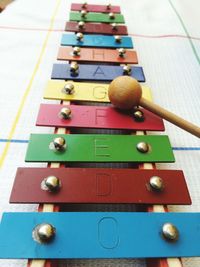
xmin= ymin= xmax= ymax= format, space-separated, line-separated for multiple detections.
xmin=0 ymin=1 xmax=200 ymax=267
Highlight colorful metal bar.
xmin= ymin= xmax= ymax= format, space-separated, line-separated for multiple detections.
xmin=51 ymin=64 xmax=145 ymax=82
xmin=10 ymin=168 xmax=191 ymax=204
xmin=69 ymin=12 xmax=125 ymax=23
xmin=65 ymin=22 xmax=128 ymax=35
xmin=25 ymin=134 xmax=174 ymax=163
xmin=57 ymin=47 xmax=138 ymax=64
xmin=36 ymin=104 xmax=164 ymax=131
xmin=71 ymin=3 xmax=121 ymax=13
xmin=43 ymin=80 xmax=151 ymax=102
xmin=0 ymin=212 xmax=199 ymax=258
xmin=61 ymin=34 xmax=133 ymax=48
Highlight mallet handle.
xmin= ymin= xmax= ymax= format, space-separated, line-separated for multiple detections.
xmin=140 ymin=97 xmax=200 ymax=138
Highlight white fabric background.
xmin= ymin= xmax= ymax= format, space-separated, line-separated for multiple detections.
xmin=0 ymin=0 xmax=200 ymax=266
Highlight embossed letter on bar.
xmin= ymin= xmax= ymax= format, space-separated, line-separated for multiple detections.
xmin=57 ymin=47 xmax=137 ymax=64
xmin=10 ymin=168 xmax=191 ymax=204
xmin=25 ymin=134 xmax=174 ymax=163
xmin=43 ymin=81 xmax=151 ymax=102
xmin=0 ymin=212 xmax=200 ymax=258
xmin=36 ymin=104 xmax=164 ymax=131
xmin=51 ymin=64 xmax=145 ymax=82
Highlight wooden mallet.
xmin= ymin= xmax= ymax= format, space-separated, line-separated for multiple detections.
xmin=108 ymin=76 xmax=200 ymax=138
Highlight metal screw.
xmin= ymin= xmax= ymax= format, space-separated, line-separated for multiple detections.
xmin=76 ymin=32 xmax=84 ymax=41
xmin=41 ymin=176 xmax=61 ymax=192
xmin=115 ymin=35 xmax=121 ymax=43
xmin=162 ymin=223 xmax=179 ymax=242
xmin=118 ymin=48 xmax=126 ymax=57
xmin=49 ymin=137 xmax=66 ymax=152
xmin=133 ymin=109 xmax=145 ymax=122
xmin=73 ymin=46 xmax=81 ymax=56
xmin=32 ymin=223 xmax=56 ymax=244
xmin=78 ymin=21 xmax=85 ymax=29
xmin=62 ymin=83 xmax=75 ymax=95
xmin=111 ymin=23 xmax=118 ymax=30
xmin=58 ymin=107 xmax=72 ymax=119
xmin=70 ymin=62 xmax=79 ymax=73
xmin=109 ymin=12 xmax=115 ymax=19
xmin=81 ymin=9 xmax=87 ymax=17
xmin=107 ymin=3 xmax=112 ymax=9
xmin=149 ymin=176 xmax=164 ymax=191
xmin=82 ymin=2 xmax=87 ymax=8
xmin=123 ymin=65 xmax=132 ymax=75
xmin=136 ymin=142 xmax=149 ymax=153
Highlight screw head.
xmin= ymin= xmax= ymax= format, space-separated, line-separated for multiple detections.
xmin=115 ymin=35 xmax=122 ymax=43
xmin=41 ymin=176 xmax=61 ymax=192
xmin=123 ymin=65 xmax=132 ymax=75
xmin=33 ymin=223 xmax=56 ymax=244
xmin=62 ymin=83 xmax=75 ymax=95
xmin=118 ymin=48 xmax=126 ymax=57
xmin=76 ymin=32 xmax=84 ymax=41
xmin=162 ymin=223 xmax=179 ymax=242
xmin=107 ymin=3 xmax=112 ymax=9
xmin=53 ymin=137 xmax=65 ymax=151
xmin=133 ymin=109 xmax=145 ymax=122
xmin=73 ymin=46 xmax=81 ymax=56
xmin=111 ymin=23 xmax=118 ymax=30
xmin=136 ymin=142 xmax=149 ymax=153
xmin=78 ymin=21 xmax=85 ymax=29
xmin=149 ymin=176 xmax=164 ymax=191
xmin=82 ymin=2 xmax=87 ymax=8
xmin=81 ymin=9 xmax=87 ymax=17
xmin=58 ymin=107 xmax=72 ymax=119
xmin=49 ymin=137 xmax=66 ymax=151
xmin=70 ymin=62 xmax=79 ymax=72
xmin=109 ymin=12 xmax=115 ymax=19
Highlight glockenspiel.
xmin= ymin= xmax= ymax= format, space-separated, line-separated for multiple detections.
xmin=0 ymin=2 xmax=199 ymax=267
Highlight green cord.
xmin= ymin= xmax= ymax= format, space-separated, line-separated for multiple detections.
xmin=168 ymin=0 xmax=200 ymax=65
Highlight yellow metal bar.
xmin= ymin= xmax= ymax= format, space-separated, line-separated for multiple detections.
xmin=44 ymin=80 xmax=152 ymax=102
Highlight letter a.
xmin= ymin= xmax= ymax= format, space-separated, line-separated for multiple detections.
xmin=93 ymin=66 xmax=105 ymax=77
